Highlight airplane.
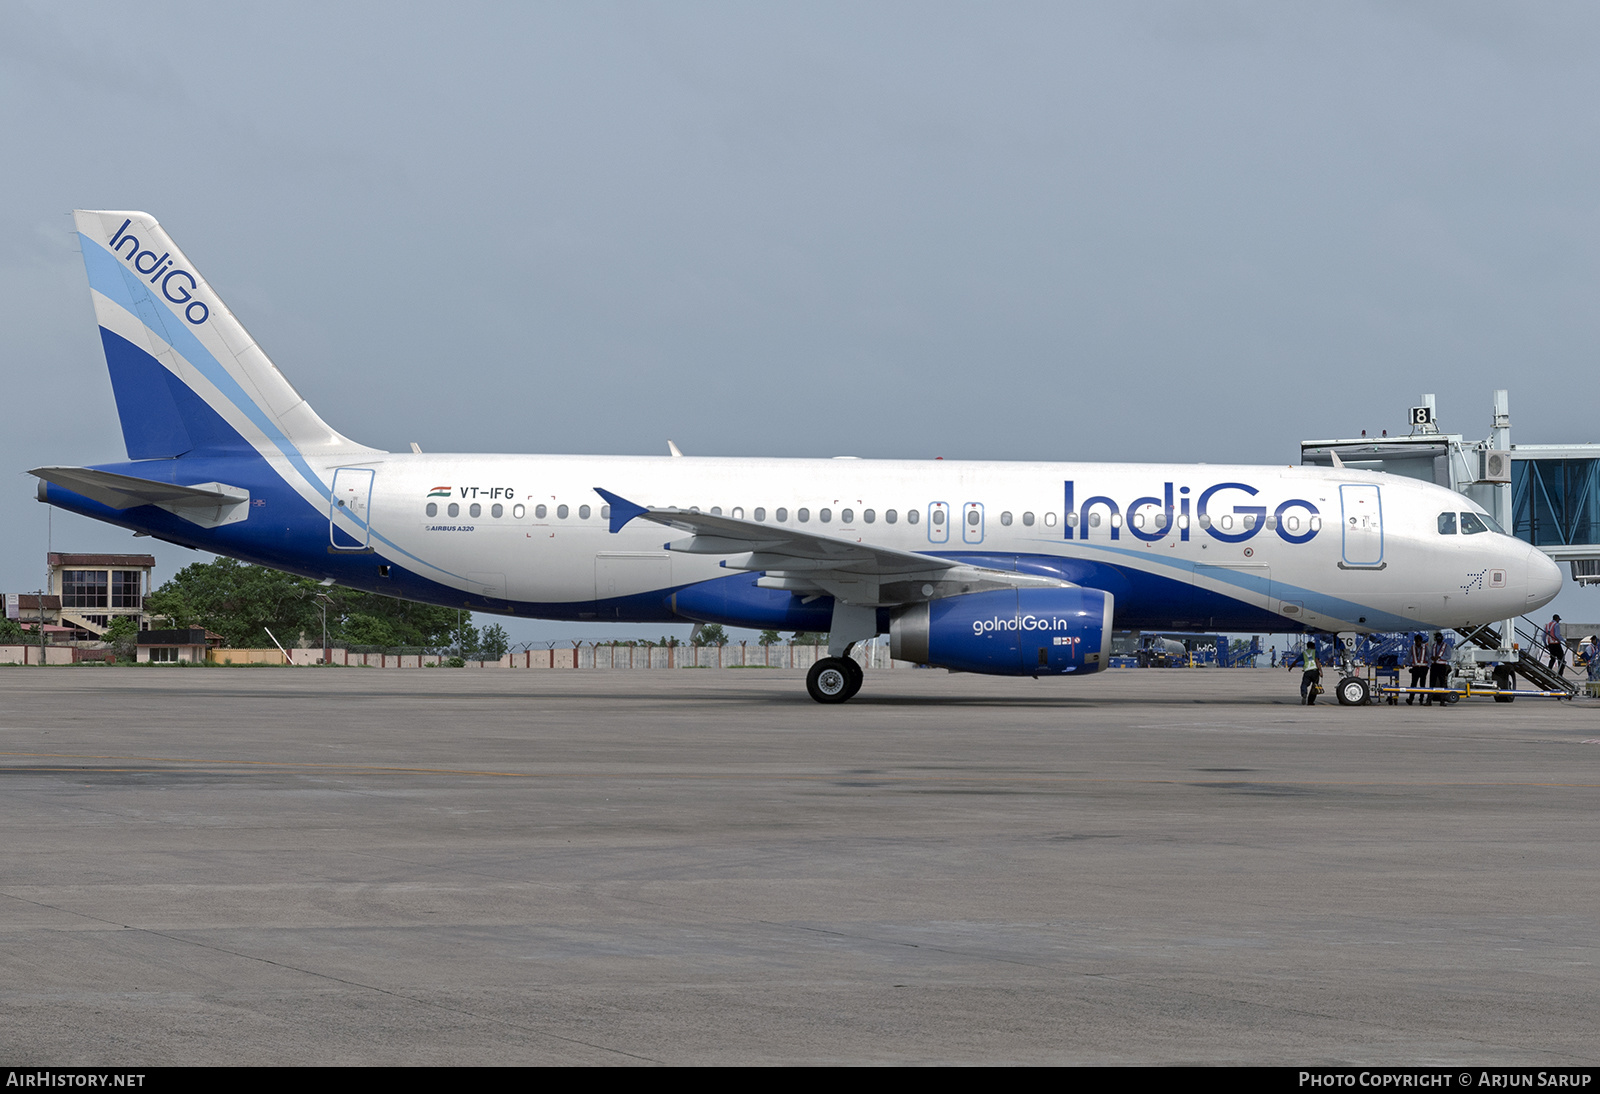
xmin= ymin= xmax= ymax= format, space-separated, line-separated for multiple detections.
xmin=31 ymin=210 xmax=1564 ymax=703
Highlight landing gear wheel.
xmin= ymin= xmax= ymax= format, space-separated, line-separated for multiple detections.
xmin=1336 ymin=676 xmax=1370 ymax=706
xmin=1493 ymin=667 xmax=1516 ymax=703
xmin=807 ymin=658 xmax=854 ymax=704
xmin=841 ymin=657 xmax=864 ymax=699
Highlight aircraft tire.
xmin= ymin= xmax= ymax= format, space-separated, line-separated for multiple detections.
xmin=807 ymin=658 xmax=854 ymax=704
xmin=841 ymin=657 xmax=864 ymax=699
xmin=1493 ymin=667 xmax=1515 ymax=703
xmin=1335 ymin=676 xmax=1370 ymax=706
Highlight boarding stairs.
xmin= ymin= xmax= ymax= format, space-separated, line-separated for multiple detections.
xmin=1454 ymin=617 xmax=1579 ymax=696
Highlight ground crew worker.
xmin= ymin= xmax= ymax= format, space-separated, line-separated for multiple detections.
xmin=1301 ymin=641 xmax=1322 ymax=705
xmin=1544 ymin=614 xmax=1566 ymax=678
xmin=1407 ymin=633 xmax=1428 ymax=706
xmin=1427 ymin=631 xmax=1450 ymax=706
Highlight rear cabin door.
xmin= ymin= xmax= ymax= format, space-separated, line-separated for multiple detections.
xmin=330 ymin=467 xmax=375 ymax=550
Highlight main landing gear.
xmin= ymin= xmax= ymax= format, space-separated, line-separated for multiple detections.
xmin=807 ymin=656 xmax=863 ymax=704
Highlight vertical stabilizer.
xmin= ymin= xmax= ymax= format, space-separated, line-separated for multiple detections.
xmin=73 ymin=210 xmax=377 ymax=461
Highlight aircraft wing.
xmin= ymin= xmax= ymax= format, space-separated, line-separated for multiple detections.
xmin=31 ymin=466 xmax=251 ymax=529
xmin=595 ymin=487 xmax=1072 ymax=606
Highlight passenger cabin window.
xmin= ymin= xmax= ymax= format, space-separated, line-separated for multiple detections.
xmin=863 ymin=509 xmax=875 ymax=523
xmin=513 ymin=504 xmax=526 ymax=519
xmin=886 ymin=509 xmax=897 ymax=524
xmin=819 ymin=508 xmax=831 ymax=523
xmin=711 ymin=507 xmax=722 ymax=516
xmin=754 ymin=507 xmax=766 ymax=521
xmin=426 ymin=502 xmax=438 ymax=517
xmin=535 ymin=504 xmax=547 ymax=519
xmin=1000 ymin=511 xmax=1012 ymax=526
xmin=600 ymin=505 xmax=610 ymax=518
xmin=1022 ymin=512 xmax=1034 ymax=527
xmin=966 ymin=510 xmax=980 ymax=526
xmin=907 ymin=509 xmax=919 ymax=525
xmin=841 ymin=508 xmax=853 ymax=523
xmin=491 ymin=503 xmax=503 ymax=518
xmin=557 ymin=504 xmax=569 ymax=519
xmin=1460 ymin=512 xmax=1489 ymax=535
xmin=469 ymin=503 xmax=482 ymax=517
xmin=448 ymin=503 xmax=460 ymax=517
xmin=776 ymin=508 xmax=788 ymax=522
xmin=732 ymin=507 xmax=744 ymax=519
xmin=798 ymin=508 xmax=810 ymax=523
xmin=579 ymin=504 xmax=591 ymax=519
xmin=931 ymin=509 xmax=944 ymax=525
xmin=1044 ymin=513 xmax=1057 ymax=527
xmin=1438 ymin=512 xmax=1457 ymax=535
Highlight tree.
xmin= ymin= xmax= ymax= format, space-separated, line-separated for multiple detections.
xmin=145 ymin=557 xmax=464 ymax=648
xmin=0 ymin=616 xmax=23 ymax=643
xmin=791 ymin=631 xmax=828 ymax=645
xmin=478 ymin=623 xmax=510 ymax=661
xmin=102 ymin=615 xmax=140 ymax=662
xmin=758 ymin=629 xmax=781 ymax=646
xmin=692 ymin=623 xmax=728 ymax=647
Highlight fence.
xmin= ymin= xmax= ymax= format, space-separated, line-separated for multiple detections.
xmin=283 ymin=641 xmax=908 ymax=670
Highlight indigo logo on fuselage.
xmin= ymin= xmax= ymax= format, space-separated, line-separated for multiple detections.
xmin=107 ymin=219 xmax=209 ymax=326
xmin=1062 ymin=481 xmax=1320 ymax=546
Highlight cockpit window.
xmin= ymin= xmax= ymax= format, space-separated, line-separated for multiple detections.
xmin=1459 ymin=512 xmax=1489 ymax=535
xmin=1437 ymin=512 xmax=1457 ymax=535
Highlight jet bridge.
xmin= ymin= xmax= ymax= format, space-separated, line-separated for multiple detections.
xmin=1303 ymin=390 xmax=1593 ymax=696
xmin=1302 ymin=389 xmax=1600 ymax=576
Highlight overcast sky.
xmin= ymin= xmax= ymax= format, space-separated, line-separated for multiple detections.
xmin=5 ymin=1 xmax=1599 ymax=638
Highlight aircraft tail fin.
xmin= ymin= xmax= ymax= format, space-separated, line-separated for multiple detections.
xmin=72 ymin=210 xmax=377 ymax=461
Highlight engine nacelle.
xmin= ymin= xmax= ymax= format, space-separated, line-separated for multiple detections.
xmin=890 ymin=586 xmax=1113 ymax=676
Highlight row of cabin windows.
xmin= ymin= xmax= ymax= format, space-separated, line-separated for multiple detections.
xmin=415 ymin=500 xmax=1337 ymax=536
xmin=425 ymin=502 xmax=613 ymax=520
xmin=629 ymin=505 xmax=1064 ymax=528
xmin=1102 ymin=511 xmax=1323 ymax=533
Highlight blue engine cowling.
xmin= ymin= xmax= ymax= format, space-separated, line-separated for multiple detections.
xmin=889 ymin=586 xmax=1114 ymax=676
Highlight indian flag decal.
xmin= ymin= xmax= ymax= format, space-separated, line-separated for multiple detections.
xmin=427 ymin=486 xmax=451 ymax=497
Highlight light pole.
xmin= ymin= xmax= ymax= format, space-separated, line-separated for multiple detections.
xmin=313 ymin=593 xmax=333 ymax=665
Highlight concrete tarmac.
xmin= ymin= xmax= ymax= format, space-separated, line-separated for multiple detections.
xmin=0 ymin=665 xmax=1596 ymax=1065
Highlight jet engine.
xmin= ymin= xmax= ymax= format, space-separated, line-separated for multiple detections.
xmin=889 ymin=587 xmax=1113 ymax=676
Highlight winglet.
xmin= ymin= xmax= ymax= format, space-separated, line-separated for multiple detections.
xmin=594 ymin=487 xmax=649 ymax=533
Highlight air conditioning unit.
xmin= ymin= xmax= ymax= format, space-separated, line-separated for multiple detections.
xmin=1478 ymin=449 xmax=1511 ymax=483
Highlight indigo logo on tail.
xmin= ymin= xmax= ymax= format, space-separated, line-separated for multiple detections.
xmin=107 ymin=218 xmax=210 ymax=326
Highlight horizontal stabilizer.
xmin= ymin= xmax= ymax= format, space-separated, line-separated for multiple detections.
xmin=31 ymin=466 xmax=250 ymax=529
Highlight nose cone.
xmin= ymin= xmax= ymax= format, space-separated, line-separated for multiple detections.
xmin=1526 ymin=546 xmax=1564 ymax=613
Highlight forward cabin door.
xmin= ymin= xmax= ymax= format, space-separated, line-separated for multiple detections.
xmin=330 ymin=467 xmax=375 ymax=550
xmin=1339 ymin=484 xmax=1384 ymax=568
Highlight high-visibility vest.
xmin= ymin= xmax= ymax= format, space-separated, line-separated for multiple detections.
xmin=1545 ymin=620 xmax=1563 ymax=646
